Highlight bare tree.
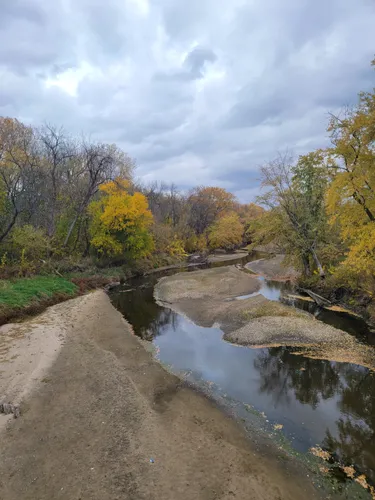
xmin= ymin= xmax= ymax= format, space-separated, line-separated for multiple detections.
xmin=63 ymin=142 xmax=133 ymax=247
xmin=37 ymin=124 xmax=77 ymax=237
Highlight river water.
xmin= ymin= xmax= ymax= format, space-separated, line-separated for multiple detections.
xmin=109 ymin=253 xmax=375 ymax=490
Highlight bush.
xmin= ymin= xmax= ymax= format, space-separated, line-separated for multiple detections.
xmin=11 ymin=225 xmax=50 ymax=261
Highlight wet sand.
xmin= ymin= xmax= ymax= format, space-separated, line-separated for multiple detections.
xmin=0 ymin=290 xmax=321 ymax=500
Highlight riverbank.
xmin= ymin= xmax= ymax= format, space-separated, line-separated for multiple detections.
xmin=0 ymin=251 xmax=248 ymax=326
xmin=0 ymin=291 xmax=321 ymax=500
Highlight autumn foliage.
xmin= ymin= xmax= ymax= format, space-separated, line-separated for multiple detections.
xmin=208 ymin=212 xmax=244 ymax=250
xmin=89 ymin=179 xmax=154 ymax=259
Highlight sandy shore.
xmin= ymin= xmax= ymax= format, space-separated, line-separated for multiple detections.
xmin=155 ymin=265 xmax=260 ymax=303
xmin=245 ymin=254 xmax=299 ymax=281
xmin=0 ymin=290 xmax=321 ymax=500
xmin=0 ymin=298 xmax=82 ymax=430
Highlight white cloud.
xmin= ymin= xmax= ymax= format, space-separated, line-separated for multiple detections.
xmin=1 ymin=0 xmax=375 ymax=203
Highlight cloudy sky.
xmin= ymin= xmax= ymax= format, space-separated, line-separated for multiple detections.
xmin=1 ymin=0 xmax=374 ymax=201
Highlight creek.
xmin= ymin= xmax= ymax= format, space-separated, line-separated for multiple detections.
xmin=109 ymin=252 xmax=375 ymax=488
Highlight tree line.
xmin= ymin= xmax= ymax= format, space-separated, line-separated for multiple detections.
xmin=0 ymin=118 xmax=263 ymax=276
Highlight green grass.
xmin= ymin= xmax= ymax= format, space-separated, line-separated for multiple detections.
xmin=0 ymin=276 xmax=78 ymax=309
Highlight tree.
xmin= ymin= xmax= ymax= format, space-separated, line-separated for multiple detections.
xmin=234 ymin=202 xmax=264 ymax=243
xmin=208 ymin=212 xmax=244 ymax=250
xmin=37 ymin=124 xmax=77 ymax=238
xmin=327 ymin=91 xmax=375 ymax=224
xmin=63 ymin=142 xmax=134 ymax=247
xmin=187 ymin=186 xmax=236 ymax=236
xmin=89 ymin=179 xmax=154 ymax=259
xmin=0 ymin=117 xmax=41 ymax=243
xmin=326 ymin=78 xmax=375 ymax=277
xmin=257 ymin=152 xmax=330 ymax=277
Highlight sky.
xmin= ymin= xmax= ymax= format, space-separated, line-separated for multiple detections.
xmin=1 ymin=0 xmax=374 ymax=202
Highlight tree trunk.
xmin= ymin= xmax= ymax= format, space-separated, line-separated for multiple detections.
xmin=0 ymin=210 xmax=19 ymax=243
xmin=64 ymin=211 xmax=81 ymax=247
xmin=352 ymin=191 xmax=375 ymax=222
xmin=311 ymin=248 xmax=325 ymax=278
xmin=301 ymin=254 xmax=311 ymax=277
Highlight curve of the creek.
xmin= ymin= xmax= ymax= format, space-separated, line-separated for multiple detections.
xmin=109 ymin=252 xmax=375 ymax=497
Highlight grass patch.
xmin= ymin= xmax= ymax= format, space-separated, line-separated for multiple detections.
xmin=0 ymin=276 xmax=79 ymax=325
xmin=0 ymin=276 xmax=77 ymax=308
xmin=242 ymin=301 xmax=307 ymax=320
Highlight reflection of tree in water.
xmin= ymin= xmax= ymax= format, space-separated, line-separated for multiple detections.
xmin=323 ymin=368 xmax=375 ymax=482
xmin=254 ymin=347 xmax=375 ymax=482
xmin=141 ymin=307 xmax=178 ymax=341
xmin=254 ymin=347 xmax=341 ymax=408
xmin=110 ymin=284 xmax=179 ymax=340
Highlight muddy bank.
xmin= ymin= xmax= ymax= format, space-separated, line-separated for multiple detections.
xmin=246 ymin=254 xmax=299 ymax=281
xmin=0 ymin=290 xmax=322 ymax=500
xmin=155 ymin=266 xmax=375 ymax=372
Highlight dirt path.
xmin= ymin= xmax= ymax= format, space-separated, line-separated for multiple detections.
xmin=0 ymin=291 xmax=322 ymax=500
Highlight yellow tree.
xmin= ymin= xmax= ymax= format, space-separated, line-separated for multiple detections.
xmin=326 ymin=62 xmax=375 ymax=276
xmin=208 ymin=212 xmax=244 ymax=250
xmin=89 ymin=179 xmax=154 ymax=258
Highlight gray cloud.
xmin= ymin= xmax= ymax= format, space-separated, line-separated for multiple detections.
xmin=1 ymin=0 xmax=374 ymax=201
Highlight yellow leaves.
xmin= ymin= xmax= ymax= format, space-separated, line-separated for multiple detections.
xmin=342 ymin=466 xmax=356 ymax=479
xmin=310 ymin=446 xmax=331 ymax=461
xmin=89 ymin=178 xmax=154 ymax=258
xmin=166 ymin=237 xmax=187 ymax=258
xmin=273 ymin=423 xmax=283 ymax=430
xmin=208 ymin=212 xmax=244 ymax=250
xmin=99 ymin=190 xmax=152 ymax=232
xmin=355 ymin=474 xmax=369 ymax=490
xmin=99 ymin=178 xmax=130 ymax=195
xmin=343 ymin=224 xmax=375 ymax=275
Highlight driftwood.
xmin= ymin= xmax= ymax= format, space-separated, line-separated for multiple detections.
xmin=0 ymin=402 xmax=20 ymax=418
xmin=300 ymin=288 xmax=331 ymax=307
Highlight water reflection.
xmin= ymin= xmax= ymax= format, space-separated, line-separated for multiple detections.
xmin=323 ymin=368 xmax=375 ymax=481
xmin=109 ymin=258 xmax=375 ymax=483
xmin=254 ymin=347 xmax=341 ymax=408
